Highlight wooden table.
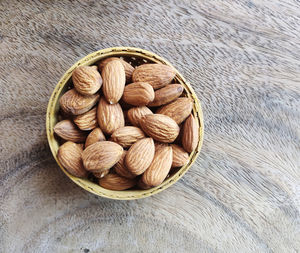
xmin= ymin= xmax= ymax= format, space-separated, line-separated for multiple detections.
xmin=1 ymin=1 xmax=299 ymax=252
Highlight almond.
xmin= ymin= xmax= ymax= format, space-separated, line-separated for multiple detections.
xmin=137 ymin=178 xmax=151 ymax=190
xmin=141 ymin=144 xmax=173 ymax=187
xmin=73 ymin=107 xmax=98 ymax=130
xmin=122 ymin=82 xmax=154 ymax=106
xmin=127 ymin=106 xmax=153 ymax=127
xmin=97 ymin=97 xmax=125 ymax=134
xmin=148 ymin=84 xmax=183 ymax=107
xmin=82 ymin=141 xmax=123 ymax=172
xmin=57 ymin=141 xmax=88 ymax=177
xmin=85 ymin=127 xmax=106 ymax=148
xmin=114 ymin=151 xmax=136 ymax=179
xmin=59 ymin=88 xmax=100 ymax=115
xmin=54 ymin=119 xmax=88 ymax=142
xmin=93 ymin=169 xmax=109 ymax=179
xmin=171 ymin=144 xmax=189 ymax=167
xmin=99 ymin=57 xmax=134 ymax=83
xmin=111 ymin=126 xmax=145 ymax=148
xmin=140 ymin=114 xmax=179 ymax=143
xmin=156 ymin=97 xmax=193 ymax=124
xmin=132 ymin=64 xmax=176 ymax=90
xmin=102 ymin=60 xmax=126 ymax=104
xmin=72 ymin=66 xmax=102 ymax=95
xmin=182 ymin=114 xmax=199 ymax=153
xmin=125 ymin=138 xmax=155 ymax=175
xmin=99 ymin=174 xmax=137 ymax=191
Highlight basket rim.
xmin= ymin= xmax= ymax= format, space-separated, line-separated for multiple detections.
xmin=46 ymin=46 xmax=204 ymax=200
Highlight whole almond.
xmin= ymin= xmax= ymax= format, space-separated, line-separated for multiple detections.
xmin=57 ymin=141 xmax=88 ymax=177
xmin=111 ymin=126 xmax=145 ymax=148
xmin=141 ymin=145 xmax=173 ymax=187
xmin=99 ymin=174 xmax=137 ymax=191
xmin=182 ymin=114 xmax=199 ymax=153
xmin=99 ymin=57 xmax=134 ymax=83
xmin=82 ymin=141 xmax=123 ymax=172
xmin=156 ymin=97 xmax=193 ymax=124
xmin=73 ymin=107 xmax=98 ymax=130
xmin=140 ymin=114 xmax=179 ymax=143
xmin=72 ymin=66 xmax=102 ymax=95
xmin=59 ymin=88 xmax=100 ymax=115
xmin=93 ymin=169 xmax=109 ymax=179
xmin=54 ymin=119 xmax=88 ymax=142
xmin=122 ymin=82 xmax=154 ymax=106
xmin=114 ymin=151 xmax=136 ymax=179
xmin=132 ymin=64 xmax=176 ymax=90
xmin=171 ymin=144 xmax=189 ymax=167
xmin=127 ymin=106 xmax=153 ymax=127
xmin=97 ymin=97 xmax=125 ymax=134
xmin=148 ymin=84 xmax=183 ymax=107
xmin=125 ymin=138 xmax=155 ymax=176
xmin=102 ymin=60 xmax=126 ymax=104
xmin=85 ymin=127 xmax=106 ymax=148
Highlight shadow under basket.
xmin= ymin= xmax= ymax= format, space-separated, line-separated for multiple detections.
xmin=46 ymin=47 xmax=204 ymax=200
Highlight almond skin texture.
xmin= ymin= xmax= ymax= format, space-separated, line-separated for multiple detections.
xmin=72 ymin=66 xmax=102 ymax=95
xmin=73 ymin=107 xmax=98 ymax=130
xmin=148 ymin=84 xmax=183 ymax=107
xmin=97 ymin=97 xmax=125 ymax=134
xmin=102 ymin=60 xmax=126 ymax=104
xmin=93 ymin=169 xmax=109 ymax=179
xmin=111 ymin=126 xmax=145 ymax=148
xmin=127 ymin=106 xmax=153 ymax=127
xmin=85 ymin=127 xmax=106 ymax=148
xmin=125 ymin=138 xmax=155 ymax=176
xmin=122 ymin=82 xmax=155 ymax=106
xmin=54 ymin=119 xmax=88 ymax=142
xmin=57 ymin=141 xmax=88 ymax=177
xmin=142 ymin=145 xmax=173 ymax=187
xmin=156 ymin=97 xmax=193 ymax=124
xmin=99 ymin=174 xmax=137 ymax=191
xmin=182 ymin=114 xmax=199 ymax=153
xmin=99 ymin=57 xmax=134 ymax=83
xmin=140 ymin=114 xmax=180 ymax=143
xmin=171 ymin=144 xmax=189 ymax=167
xmin=114 ymin=151 xmax=136 ymax=179
xmin=132 ymin=64 xmax=176 ymax=90
xmin=82 ymin=141 xmax=123 ymax=172
xmin=59 ymin=88 xmax=100 ymax=115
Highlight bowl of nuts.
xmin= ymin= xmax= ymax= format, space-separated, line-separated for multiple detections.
xmin=46 ymin=47 xmax=204 ymax=200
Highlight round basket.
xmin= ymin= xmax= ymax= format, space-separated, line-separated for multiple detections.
xmin=46 ymin=47 xmax=204 ymax=200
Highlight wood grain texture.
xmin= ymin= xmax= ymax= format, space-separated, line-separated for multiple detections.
xmin=0 ymin=0 xmax=300 ymax=252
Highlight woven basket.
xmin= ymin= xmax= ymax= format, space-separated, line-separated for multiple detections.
xmin=46 ymin=47 xmax=204 ymax=200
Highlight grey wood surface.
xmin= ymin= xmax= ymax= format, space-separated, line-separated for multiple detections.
xmin=1 ymin=0 xmax=300 ymax=252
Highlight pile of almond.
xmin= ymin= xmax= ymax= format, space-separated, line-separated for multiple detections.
xmin=54 ymin=57 xmax=199 ymax=191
